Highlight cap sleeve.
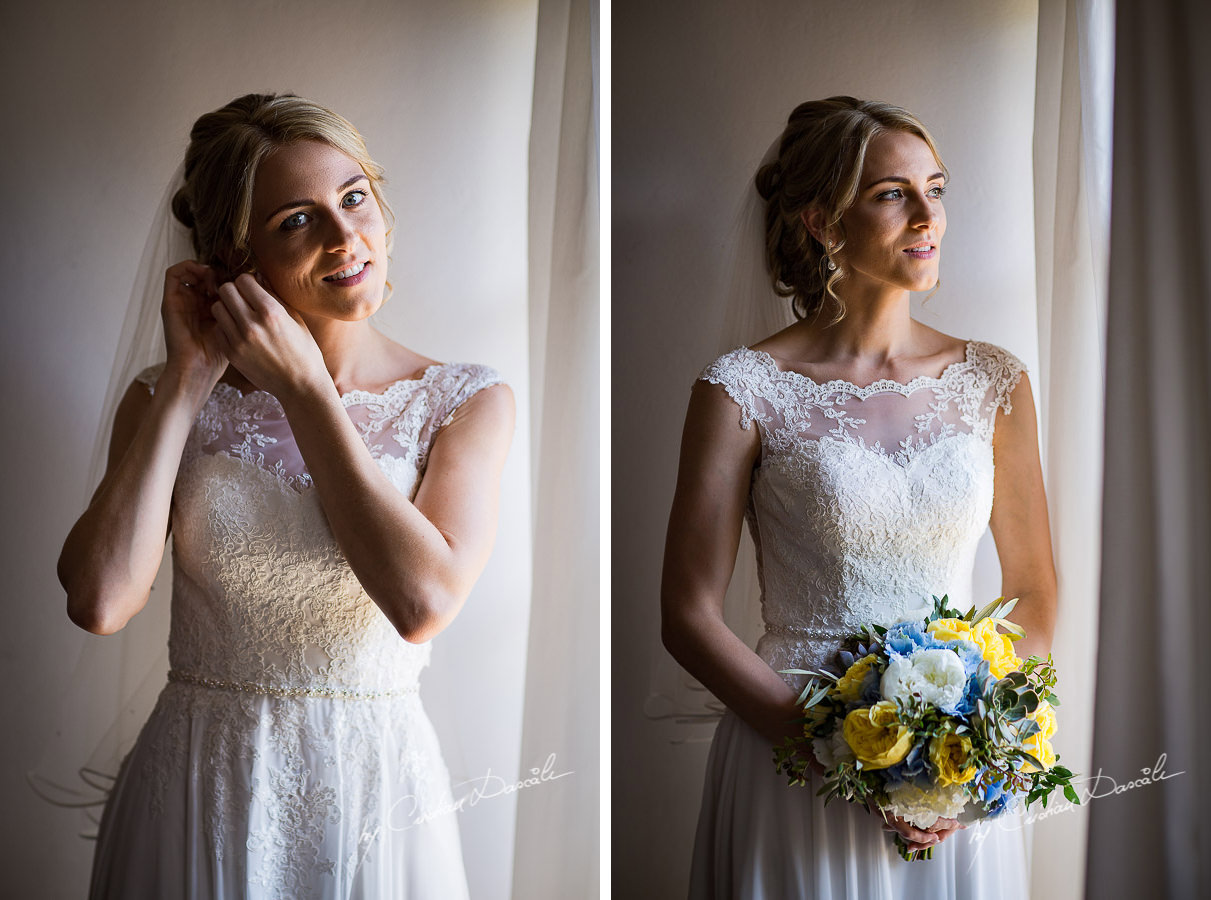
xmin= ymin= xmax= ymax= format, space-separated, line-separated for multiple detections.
xmin=134 ymin=362 xmax=167 ymax=394
xmin=429 ymin=363 xmax=507 ymax=429
xmin=698 ymin=348 xmax=765 ymax=431
xmin=968 ymin=340 xmax=1027 ymax=416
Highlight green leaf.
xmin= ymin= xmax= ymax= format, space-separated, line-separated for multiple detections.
xmin=805 ymin=684 xmax=832 ymax=708
xmin=1063 ymin=784 xmax=1080 ymax=805
xmin=1019 ymin=750 xmax=1045 ymax=771
xmin=971 ymin=596 xmax=1007 ymax=623
xmin=1016 ymin=720 xmax=1040 ymax=740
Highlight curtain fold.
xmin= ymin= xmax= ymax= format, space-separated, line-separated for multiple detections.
xmin=1086 ymin=0 xmax=1211 ymax=896
xmin=1029 ymin=1 xmax=1113 ymax=897
xmin=512 ymin=0 xmax=600 ymax=895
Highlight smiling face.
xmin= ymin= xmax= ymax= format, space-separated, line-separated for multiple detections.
xmin=248 ymin=140 xmax=389 ymax=320
xmin=833 ymin=130 xmax=947 ymax=295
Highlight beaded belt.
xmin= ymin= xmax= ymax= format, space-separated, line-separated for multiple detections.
xmin=763 ymin=622 xmax=820 ymax=637
xmin=168 ymin=669 xmax=418 ymax=700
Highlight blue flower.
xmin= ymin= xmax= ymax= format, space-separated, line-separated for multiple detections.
xmin=884 ymin=621 xmax=938 ymax=659
xmin=858 ymin=664 xmax=883 ymax=705
xmin=882 ymin=740 xmax=931 ymax=790
xmin=979 ymin=774 xmax=1018 ymax=818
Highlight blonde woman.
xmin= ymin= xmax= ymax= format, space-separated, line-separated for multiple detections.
xmin=662 ymin=97 xmax=1056 ymax=897
xmin=59 ymin=94 xmax=513 ymax=898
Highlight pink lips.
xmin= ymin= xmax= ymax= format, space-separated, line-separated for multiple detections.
xmin=323 ymin=261 xmax=371 ymax=286
xmin=903 ymin=245 xmax=937 ymax=260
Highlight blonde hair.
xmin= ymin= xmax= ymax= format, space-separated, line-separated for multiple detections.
xmin=171 ymin=93 xmax=394 ymax=281
xmin=755 ymin=97 xmax=947 ymax=323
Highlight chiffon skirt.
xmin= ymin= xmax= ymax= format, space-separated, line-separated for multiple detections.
xmin=88 ymin=682 xmax=469 ymax=900
xmin=689 ymin=712 xmax=1031 ymax=900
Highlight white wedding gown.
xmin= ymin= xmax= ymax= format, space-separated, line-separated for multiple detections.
xmin=689 ymin=341 xmax=1032 ymax=899
xmin=88 ymin=361 xmax=503 ymax=900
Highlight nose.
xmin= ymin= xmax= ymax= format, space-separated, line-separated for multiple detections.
xmin=909 ymin=190 xmax=940 ymax=231
xmin=323 ymin=211 xmax=358 ymax=252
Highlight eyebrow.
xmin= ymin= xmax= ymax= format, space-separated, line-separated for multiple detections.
xmin=863 ymin=172 xmax=947 ymax=191
xmin=264 ymin=173 xmax=369 ymax=223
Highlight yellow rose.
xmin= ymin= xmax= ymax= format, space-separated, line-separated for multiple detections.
xmin=972 ymin=619 xmax=1023 ymax=678
xmin=1021 ymin=733 xmax=1057 ymax=772
xmin=835 ymin=654 xmax=879 ymax=703
xmin=1027 ymin=700 xmax=1058 ymax=740
xmin=842 ymin=701 xmax=913 ymax=769
xmin=929 ymin=733 xmax=978 ymax=786
xmin=927 ymin=618 xmax=974 ymax=643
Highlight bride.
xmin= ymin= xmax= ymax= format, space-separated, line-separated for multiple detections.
xmin=57 ymin=93 xmax=513 ymax=898
xmin=661 ymin=97 xmax=1057 ymax=897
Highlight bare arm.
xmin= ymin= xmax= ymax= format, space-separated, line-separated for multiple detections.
xmin=989 ymin=372 xmax=1058 ymax=660
xmin=660 ymin=381 xmax=803 ymax=745
xmin=279 ymin=380 xmax=514 ymax=643
xmin=59 ymin=261 xmax=226 ymax=634
xmin=208 ymin=274 xmax=514 ymax=643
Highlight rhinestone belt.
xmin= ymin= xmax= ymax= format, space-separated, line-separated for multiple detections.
xmin=168 ymin=669 xmax=418 ymax=700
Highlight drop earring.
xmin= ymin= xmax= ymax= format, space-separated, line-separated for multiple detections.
xmin=826 ymin=240 xmax=838 ymax=272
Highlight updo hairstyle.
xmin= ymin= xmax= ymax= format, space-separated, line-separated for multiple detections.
xmin=171 ymin=93 xmax=394 ymax=281
xmin=755 ymin=97 xmax=946 ymax=322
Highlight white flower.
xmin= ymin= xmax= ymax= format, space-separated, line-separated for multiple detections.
xmin=883 ymin=780 xmax=969 ymax=829
xmin=812 ymin=729 xmax=856 ymax=770
xmin=880 ymin=648 xmax=966 ymax=713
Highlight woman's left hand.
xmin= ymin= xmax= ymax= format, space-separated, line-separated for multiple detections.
xmin=209 ymin=273 xmax=329 ymax=402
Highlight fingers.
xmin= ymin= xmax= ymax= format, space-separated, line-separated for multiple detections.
xmin=166 ymin=261 xmax=219 ymax=301
xmin=209 ymin=296 xmax=239 ymax=350
xmin=926 ymin=817 xmax=960 ymax=833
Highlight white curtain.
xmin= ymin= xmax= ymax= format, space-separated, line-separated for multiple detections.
xmin=1029 ymin=1 xmax=1113 ymax=897
xmin=1085 ymin=0 xmax=1211 ymax=896
xmin=512 ymin=0 xmax=600 ymax=896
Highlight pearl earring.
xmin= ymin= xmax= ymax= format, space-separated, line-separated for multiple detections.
xmin=826 ymin=241 xmax=837 ymax=272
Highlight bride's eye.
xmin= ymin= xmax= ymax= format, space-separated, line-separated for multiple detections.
xmin=281 ymin=211 xmax=309 ymax=231
xmin=342 ymin=190 xmax=367 ymax=208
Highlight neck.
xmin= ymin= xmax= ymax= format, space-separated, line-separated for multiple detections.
xmin=804 ymin=282 xmax=916 ymax=363
xmin=298 ymin=314 xmax=384 ymax=392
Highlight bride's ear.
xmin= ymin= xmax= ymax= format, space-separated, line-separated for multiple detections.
xmin=800 ymin=207 xmax=829 ymax=245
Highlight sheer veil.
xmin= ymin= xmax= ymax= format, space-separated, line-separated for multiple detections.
xmin=644 ymin=138 xmax=794 ymax=728
xmin=30 ymin=163 xmax=190 ymax=831
xmin=87 ymin=162 xmax=190 ymax=490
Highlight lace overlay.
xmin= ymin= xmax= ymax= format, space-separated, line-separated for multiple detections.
xmin=89 ymin=362 xmax=503 ymax=900
xmin=699 ymin=341 xmax=1025 ymax=683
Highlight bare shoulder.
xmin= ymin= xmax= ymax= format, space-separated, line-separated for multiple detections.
xmin=910 ymin=321 xmax=969 ymax=360
xmin=749 ymin=322 xmax=807 ymax=362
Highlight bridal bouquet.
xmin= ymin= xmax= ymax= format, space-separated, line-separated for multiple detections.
xmin=774 ymin=596 xmax=1078 ymax=861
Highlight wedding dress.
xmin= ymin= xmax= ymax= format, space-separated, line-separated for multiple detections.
xmin=88 ymin=361 xmax=503 ymax=900
xmin=688 ymin=340 xmax=1032 ymax=899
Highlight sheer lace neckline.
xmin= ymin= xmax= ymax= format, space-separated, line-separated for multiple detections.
xmin=212 ymin=363 xmax=447 ymax=409
xmin=740 ymin=340 xmax=975 ymax=398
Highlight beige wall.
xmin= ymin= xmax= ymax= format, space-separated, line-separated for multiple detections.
xmin=612 ymin=0 xmax=1040 ymax=894
xmin=0 ymin=1 xmax=537 ymax=897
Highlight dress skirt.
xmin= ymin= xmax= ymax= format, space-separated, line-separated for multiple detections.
xmin=88 ymin=682 xmax=469 ymax=900
xmin=689 ymin=712 xmax=1031 ymax=900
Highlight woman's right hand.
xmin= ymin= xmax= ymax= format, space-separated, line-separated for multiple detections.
xmin=161 ymin=260 xmax=227 ymax=393
xmin=871 ymin=806 xmax=963 ymax=854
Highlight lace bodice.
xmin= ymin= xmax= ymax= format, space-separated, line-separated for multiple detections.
xmin=136 ymin=361 xmax=504 ymax=695
xmin=699 ymin=341 xmax=1025 ymax=682
xmin=87 ymin=363 xmax=498 ymax=899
